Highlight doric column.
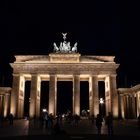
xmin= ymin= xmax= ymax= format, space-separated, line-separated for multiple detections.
xmin=29 ymin=74 xmax=39 ymax=118
xmin=126 ymin=95 xmax=130 ymax=118
xmin=131 ymin=94 xmax=136 ymax=118
xmin=48 ymin=75 xmax=57 ymax=116
xmin=10 ymin=74 xmax=20 ymax=117
xmin=73 ymin=75 xmax=80 ymax=115
xmin=89 ymin=76 xmax=93 ymax=116
xmin=92 ymin=75 xmax=99 ymax=117
xmin=119 ymin=94 xmax=125 ymax=119
xmin=36 ymin=76 xmax=41 ymax=118
xmin=110 ymin=75 xmax=118 ymax=118
xmin=136 ymin=93 xmax=140 ymax=117
xmin=123 ymin=95 xmax=127 ymax=119
xmin=4 ymin=93 xmax=10 ymax=117
xmin=105 ymin=76 xmax=111 ymax=116
xmin=0 ymin=95 xmax=4 ymax=116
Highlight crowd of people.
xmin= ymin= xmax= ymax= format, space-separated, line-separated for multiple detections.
xmin=37 ymin=110 xmax=114 ymax=135
xmin=2 ymin=111 xmax=140 ymax=136
xmin=36 ymin=111 xmax=81 ymax=134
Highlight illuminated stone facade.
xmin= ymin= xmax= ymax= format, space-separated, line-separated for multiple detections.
xmin=10 ymin=53 xmax=119 ymax=118
xmin=118 ymin=84 xmax=140 ymax=119
xmin=0 ymin=87 xmax=11 ymax=117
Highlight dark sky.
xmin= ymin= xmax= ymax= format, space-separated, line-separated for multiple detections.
xmin=0 ymin=0 xmax=140 ymax=88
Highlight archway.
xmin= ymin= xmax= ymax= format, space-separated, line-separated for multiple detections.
xmin=40 ymin=81 xmax=49 ymax=112
xmin=80 ymin=81 xmax=89 ymax=116
xmin=57 ymin=81 xmax=73 ymax=114
xmin=24 ymin=81 xmax=31 ymax=117
xmin=99 ymin=81 xmax=105 ymax=117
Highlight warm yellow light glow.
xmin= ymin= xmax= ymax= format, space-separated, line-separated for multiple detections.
xmin=75 ymin=106 xmax=80 ymax=115
xmin=89 ymin=77 xmax=92 ymax=92
xmin=48 ymin=103 xmax=55 ymax=115
xmin=40 ymin=74 xmax=50 ymax=81
xmin=4 ymin=107 xmax=7 ymax=117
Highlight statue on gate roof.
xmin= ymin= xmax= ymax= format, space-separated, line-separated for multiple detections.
xmin=53 ymin=33 xmax=78 ymax=53
xmin=62 ymin=33 xmax=67 ymax=41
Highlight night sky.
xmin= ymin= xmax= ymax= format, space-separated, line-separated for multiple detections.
xmin=0 ymin=0 xmax=140 ymax=89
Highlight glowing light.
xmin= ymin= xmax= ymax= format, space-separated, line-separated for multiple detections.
xmin=42 ymin=108 xmax=47 ymax=112
xmin=100 ymin=98 xmax=104 ymax=104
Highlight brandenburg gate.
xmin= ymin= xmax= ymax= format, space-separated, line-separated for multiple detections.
xmin=10 ymin=33 xmax=119 ymax=118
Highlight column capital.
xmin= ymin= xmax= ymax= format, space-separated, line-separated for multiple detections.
xmin=73 ymin=74 xmax=80 ymax=77
xmin=110 ymin=74 xmax=117 ymax=77
xmin=13 ymin=74 xmax=20 ymax=77
xmin=49 ymin=74 xmax=56 ymax=77
xmin=31 ymin=73 xmax=38 ymax=77
xmin=119 ymin=94 xmax=124 ymax=97
xmin=5 ymin=93 xmax=10 ymax=96
xmin=90 ymin=75 xmax=98 ymax=81
xmin=91 ymin=75 xmax=98 ymax=77
xmin=126 ymin=95 xmax=130 ymax=98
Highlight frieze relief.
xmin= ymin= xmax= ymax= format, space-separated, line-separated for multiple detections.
xmin=13 ymin=64 xmax=117 ymax=75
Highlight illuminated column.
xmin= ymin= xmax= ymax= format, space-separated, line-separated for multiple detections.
xmin=126 ymin=95 xmax=130 ymax=118
xmin=10 ymin=74 xmax=20 ymax=117
xmin=119 ymin=94 xmax=125 ymax=119
xmin=110 ymin=75 xmax=118 ymax=118
xmin=29 ymin=74 xmax=39 ymax=118
xmin=123 ymin=95 xmax=127 ymax=119
xmin=36 ymin=77 xmax=41 ymax=118
xmin=136 ymin=92 xmax=140 ymax=117
xmin=105 ymin=76 xmax=111 ymax=116
xmin=48 ymin=75 xmax=57 ymax=116
xmin=89 ymin=76 xmax=93 ymax=116
xmin=0 ymin=95 xmax=4 ymax=115
xmin=4 ymin=93 xmax=10 ymax=117
xmin=92 ymin=76 xmax=99 ymax=117
xmin=73 ymin=75 xmax=80 ymax=115
xmin=131 ymin=94 xmax=136 ymax=118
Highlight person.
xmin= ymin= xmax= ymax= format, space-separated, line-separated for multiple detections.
xmin=105 ymin=112 xmax=113 ymax=135
xmin=96 ymin=114 xmax=103 ymax=135
xmin=8 ymin=113 xmax=14 ymax=125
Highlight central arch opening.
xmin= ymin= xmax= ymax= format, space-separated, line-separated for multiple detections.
xmin=40 ymin=81 xmax=49 ymax=112
xmin=24 ymin=81 xmax=31 ymax=117
xmin=57 ymin=81 xmax=72 ymax=114
xmin=80 ymin=81 xmax=89 ymax=116
xmin=98 ymin=81 xmax=105 ymax=117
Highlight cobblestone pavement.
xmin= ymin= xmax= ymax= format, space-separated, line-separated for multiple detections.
xmin=0 ymin=118 xmax=140 ymax=139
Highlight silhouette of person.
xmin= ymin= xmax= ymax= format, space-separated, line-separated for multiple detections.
xmin=106 ymin=112 xmax=113 ymax=135
xmin=8 ymin=113 xmax=14 ymax=125
xmin=96 ymin=114 xmax=103 ymax=135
